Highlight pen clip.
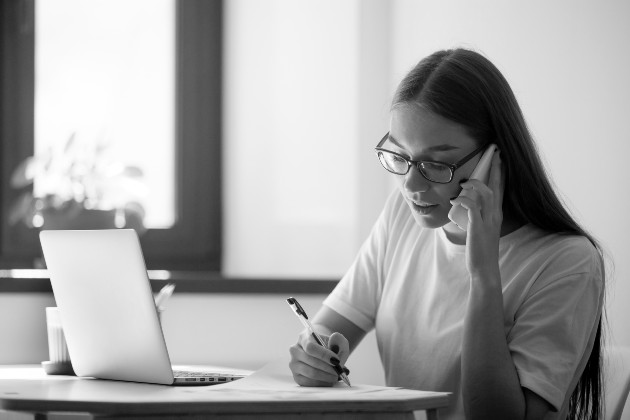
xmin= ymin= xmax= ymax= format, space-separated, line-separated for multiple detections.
xmin=287 ymin=297 xmax=325 ymax=346
xmin=286 ymin=297 xmax=308 ymax=319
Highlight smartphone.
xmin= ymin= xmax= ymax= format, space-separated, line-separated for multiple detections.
xmin=447 ymin=144 xmax=498 ymax=231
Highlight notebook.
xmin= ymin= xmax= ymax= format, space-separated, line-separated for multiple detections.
xmin=39 ymin=229 xmax=248 ymax=386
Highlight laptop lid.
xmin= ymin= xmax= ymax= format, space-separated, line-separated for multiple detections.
xmin=40 ymin=229 xmax=175 ymax=385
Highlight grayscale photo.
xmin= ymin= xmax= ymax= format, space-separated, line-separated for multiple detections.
xmin=0 ymin=1 xmax=628 ymax=419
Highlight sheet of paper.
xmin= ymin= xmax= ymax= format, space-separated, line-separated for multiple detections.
xmin=211 ymin=356 xmax=391 ymax=394
xmin=191 ymin=355 xmax=447 ymax=403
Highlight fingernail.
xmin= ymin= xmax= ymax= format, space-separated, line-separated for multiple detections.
xmin=330 ymin=344 xmax=339 ymax=354
xmin=330 ymin=357 xmax=340 ymax=366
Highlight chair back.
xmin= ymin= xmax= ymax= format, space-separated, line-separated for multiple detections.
xmin=605 ymin=346 xmax=630 ymax=420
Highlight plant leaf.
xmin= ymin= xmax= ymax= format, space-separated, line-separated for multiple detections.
xmin=10 ymin=157 xmax=37 ymax=188
xmin=8 ymin=191 xmax=35 ymax=225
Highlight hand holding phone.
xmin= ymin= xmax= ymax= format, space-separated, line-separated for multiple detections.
xmin=448 ymin=144 xmax=498 ymax=231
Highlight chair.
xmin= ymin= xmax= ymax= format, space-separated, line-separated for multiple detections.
xmin=605 ymin=346 xmax=630 ymax=420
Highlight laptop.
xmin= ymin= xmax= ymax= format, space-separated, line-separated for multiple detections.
xmin=39 ymin=229 xmax=248 ymax=386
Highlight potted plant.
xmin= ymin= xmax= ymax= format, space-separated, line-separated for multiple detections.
xmin=8 ymin=133 xmax=147 ymax=233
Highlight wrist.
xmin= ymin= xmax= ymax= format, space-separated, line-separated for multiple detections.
xmin=469 ymin=266 xmax=501 ymax=289
xmin=313 ymin=323 xmax=333 ymax=335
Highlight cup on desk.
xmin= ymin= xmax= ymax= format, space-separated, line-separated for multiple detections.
xmin=42 ymin=307 xmax=75 ymax=375
xmin=157 ymin=306 xmax=165 ymax=325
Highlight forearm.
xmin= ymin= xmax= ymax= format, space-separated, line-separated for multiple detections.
xmin=312 ymin=323 xmax=333 ymax=335
xmin=312 ymin=307 xmax=367 ymax=354
xmin=462 ymin=269 xmax=525 ymax=419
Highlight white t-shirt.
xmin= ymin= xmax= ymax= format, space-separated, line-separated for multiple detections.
xmin=323 ymin=191 xmax=603 ymax=420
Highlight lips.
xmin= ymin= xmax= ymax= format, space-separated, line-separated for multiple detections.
xmin=411 ymin=200 xmax=435 ymax=207
xmin=408 ymin=199 xmax=438 ymax=215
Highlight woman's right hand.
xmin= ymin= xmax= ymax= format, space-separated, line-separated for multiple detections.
xmin=288 ymin=329 xmax=350 ymax=387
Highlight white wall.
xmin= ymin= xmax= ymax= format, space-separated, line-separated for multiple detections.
xmin=0 ymin=294 xmax=55 ymax=363
xmin=389 ymin=0 xmax=630 ymax=350
xmin=0 ymin=293 xmax=385 ymax=386
xmin=222 ymin=0 xmax=392 ymax=279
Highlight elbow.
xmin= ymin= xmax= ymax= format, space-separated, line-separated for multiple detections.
xmin=464 ymin=400 xmax=525 ymax=420
xmin=463 ymin=387 xmax=526 ymax=420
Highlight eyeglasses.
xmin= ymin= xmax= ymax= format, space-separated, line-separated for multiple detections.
xmin=375 ymin=132 xmax=488 ymax=184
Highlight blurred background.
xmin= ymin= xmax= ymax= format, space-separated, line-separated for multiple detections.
xmin=0 ymin=0 xmax=628 ymax=412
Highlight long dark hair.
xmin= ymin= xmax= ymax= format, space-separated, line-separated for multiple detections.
xmin=393 ymin=48 xmax=604 ymax=419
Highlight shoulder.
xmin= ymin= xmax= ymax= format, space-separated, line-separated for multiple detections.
xmin=505 ymin=225 xmax=601 ymax=274
xmin=539 ymin=229 xmax=601 ymax=278
xmin=505 ymin=225 xmax=604 ymax=298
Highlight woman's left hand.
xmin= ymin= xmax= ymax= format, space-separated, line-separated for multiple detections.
xmin=450 ymin=151 xmax=504 ymax=280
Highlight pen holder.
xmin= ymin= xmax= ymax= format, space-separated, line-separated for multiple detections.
xmin=42 ymin=307 xmax=75 ymax=375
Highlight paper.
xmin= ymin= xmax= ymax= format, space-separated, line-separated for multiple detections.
xmin=197 ymin=356 xmax=430 ymax=401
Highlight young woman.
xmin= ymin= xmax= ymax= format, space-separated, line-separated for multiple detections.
xmin=288 ymin=48 xmax=605 ymax=420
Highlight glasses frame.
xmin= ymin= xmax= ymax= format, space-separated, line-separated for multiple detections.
xmin=374 ymin=132 xmax=488 ymax=184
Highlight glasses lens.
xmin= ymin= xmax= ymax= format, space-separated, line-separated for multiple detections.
xmin=378 ymin=151 xmax=409 ymax=175
xmin=419 ymin=162 xmax=452 ymax=183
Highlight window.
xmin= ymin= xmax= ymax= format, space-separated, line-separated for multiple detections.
xmin=35 ymin=0 xmax=177 ymax=229
xmin=0 ymin=0 xmax=222 ymax=271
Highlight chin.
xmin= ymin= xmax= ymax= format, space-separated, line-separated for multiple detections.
xmin=407 ymin=207 xmax=450 ymax=229
xmin=411 ymin=215 xmax=449 ymax=229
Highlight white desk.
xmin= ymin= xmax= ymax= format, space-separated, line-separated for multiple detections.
xmin=0 ymin=365 xmax=451 ymax=420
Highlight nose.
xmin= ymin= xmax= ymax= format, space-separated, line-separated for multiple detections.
xmin=402 ymin=167 xmax=430 ymax=194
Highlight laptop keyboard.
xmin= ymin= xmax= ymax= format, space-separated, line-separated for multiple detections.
xmin=174 ymin=370 xmax=218 ymax=377
xmin=172 ymin=370 xmax=241 ymax=383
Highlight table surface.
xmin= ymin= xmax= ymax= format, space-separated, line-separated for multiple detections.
xmin=0 ymin=365 xmax=451 ymax=417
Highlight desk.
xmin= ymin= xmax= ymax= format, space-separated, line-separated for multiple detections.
xmin=0 ymin=365 xmax=451 ymax=420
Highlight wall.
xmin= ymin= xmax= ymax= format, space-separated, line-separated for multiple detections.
xmin=0 ymin=292 xmax=385 ymax=386
xmin=0 ymin=293 xmax=55 ymax=362
xmin=222 ymin=0 xmax=392 ymax=278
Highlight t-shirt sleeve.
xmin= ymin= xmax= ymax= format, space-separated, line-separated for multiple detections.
xmin=322 ymin=191 xmax=398 ymax=332
xmin=506 ymin=238 xmax=604 ymax=412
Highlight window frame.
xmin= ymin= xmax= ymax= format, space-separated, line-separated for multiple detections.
xmin=0 ymin=0 xmax=223 ymax=271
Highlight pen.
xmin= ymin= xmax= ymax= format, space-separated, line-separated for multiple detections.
xmin=286 ymin=297 xmax=351 ymax=387
xmin=155 ymin=283 xmax=175 ymax=310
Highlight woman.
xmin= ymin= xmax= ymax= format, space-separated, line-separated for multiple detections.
xmin=288 ymin=48 xmax=605 ymax=420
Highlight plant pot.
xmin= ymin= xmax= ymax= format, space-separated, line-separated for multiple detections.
xmin=41 ymin=207 xmax=117 ymax=230
xmin=40 ymin=203 xmax=144 ymax=233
